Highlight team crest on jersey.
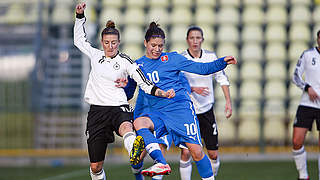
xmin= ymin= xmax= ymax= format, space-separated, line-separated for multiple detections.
xmin=161 ymin=55 xmax=168 ymax=62
xmin=113 ymin=62 xmax=120 ymax=70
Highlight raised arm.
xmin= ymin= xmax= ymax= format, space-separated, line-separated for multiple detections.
xmin=73 ymin=2 xmax=97 ymax=58
xmin=177 ymin=54 xmax=237 ymax=75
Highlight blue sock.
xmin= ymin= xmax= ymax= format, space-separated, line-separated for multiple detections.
xmin=136 ymin=128 xmax=167 ymax=164
xmin=131 ymin=161 xmax=144 ymax=180
xmin=194 ymin=154 xmax=214 ymax=178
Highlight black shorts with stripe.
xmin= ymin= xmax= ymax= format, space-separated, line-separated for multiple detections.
xmin=294 ymin=105 xmax=320 ymax=131
xmin=86 ymin=104 xmax=133 ymax=163
xmin=197 ymin=106 xmax=218 ymax=150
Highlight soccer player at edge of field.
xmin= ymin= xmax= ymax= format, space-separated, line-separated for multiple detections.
xmin=292 ymin=30 xmax=320 ymax=180
xmin=129 ymin=21 xmax=237 ymax=179
xmin=178 ymin=26 xmax=233 ymax=179
xmin=74 ymin=3 xmax=175 ymax=180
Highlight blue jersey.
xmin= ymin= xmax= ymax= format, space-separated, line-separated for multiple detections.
xmin=134 ymin=52 xmax=228 ymax=147
xmin=134 ymin=71 xmax=190 ymax=118
xmin=135 ymin=52 xmax=227 ymax=110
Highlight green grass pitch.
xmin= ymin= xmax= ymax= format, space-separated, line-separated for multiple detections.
xmin=0 ymin=160 xmax=318 ymax=180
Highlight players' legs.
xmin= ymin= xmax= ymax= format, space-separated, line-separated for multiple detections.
xmin=198 ymin=108 xmax=220 ymax=176
xmin=119 ymin=121 xmax=136 ymax=155
xmin=90 ymin=161 xmax=106 ymax=180
xmin=186 ymin=142 xmax=214 ymax=180
xmin=150 ymin=144 xmax=168 ymax=180
xmin=292 ymin=127 xmax=309 ymax=179
xmin=207 ymin=150 xmax=220 ymax=176
xmin=87 ymin=138 xmax=107 ymax=180
xmin=180 ymin=148 xmax=192 ymax=180
xmin=132 ymin=116 xmax=167 ymax=165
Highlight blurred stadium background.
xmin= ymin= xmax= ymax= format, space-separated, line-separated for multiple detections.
xmin=0 ymin=0 xmax=320 ymax=179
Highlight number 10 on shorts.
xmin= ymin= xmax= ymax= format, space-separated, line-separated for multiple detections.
xmin=184 ymin=123 xmax=197 ymax=135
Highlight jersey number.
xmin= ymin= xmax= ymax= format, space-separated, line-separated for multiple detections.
xmin=146 ymin=71 xmax=160 ymax=83
xmin=184 ymin=123 xmax=197 ymax=136
xmin=212 ymin=123 xmax=218 ymax=135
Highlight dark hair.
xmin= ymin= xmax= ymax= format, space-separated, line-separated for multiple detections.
xmin=145 ymin=22 xmax=165 ymax=42
xmin=186 ymin=26 xmax=204 ymax=39
xmin=317 ymin=30 xmax=320 ymax=38
xmin=101 ymin=20 xmax=120 ymax=40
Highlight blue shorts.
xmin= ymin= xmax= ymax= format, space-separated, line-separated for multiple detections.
xmin=138 ymin=100 xmax=203 ymax=148
xmin=160 ymin=100 xmax=203 ymax=147
xmin=136 ymin=111 xmax=171 ymax=146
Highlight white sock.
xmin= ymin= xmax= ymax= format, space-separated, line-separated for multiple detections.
xmin=123 ymin=131 xmax=136 ymax=155
xmin=180 ymin=157 xmax=192 ymax=180
xmin=211 ymin=157 xmax=220 ymax=176
xmin=152 ymin=175 xmax=163 ymax=180
xmin=90 ymin=167 xmax=106 ymax=180
xmin=293 ymin=146 xmax=309 ymax=179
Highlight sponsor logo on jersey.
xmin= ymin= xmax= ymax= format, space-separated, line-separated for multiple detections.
xmin=161 ymin=55 xmax=168 ymax=62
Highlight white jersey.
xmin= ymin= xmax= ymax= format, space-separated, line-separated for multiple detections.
xmin=181 ymin=49 xmax=230 ymax=114
xmin=74 ymin=17 xmax=155 ymax=106
xmin=292 ymin=47 xmax=320 ymax=109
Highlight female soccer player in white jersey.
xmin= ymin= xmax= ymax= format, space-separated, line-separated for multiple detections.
xmin=129 ymin=21 xmax=237 ymax=180
xmin=292 ymin=30 xmax=320 ymax=180
xmin=178 ymin=26 xmax=233 ymax=179
xmin=74 ymin=3 xmax=175 ymax=180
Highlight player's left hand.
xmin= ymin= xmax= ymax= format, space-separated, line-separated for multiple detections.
xmin=224 ymin=56 xmax=237 ymax=65
xmin=115 ymin=78 xmax=128 ymax=88
xmin=225 ymin=101 xmax=232 ymax=118
xmin=165 ymin=89 xmax=175 ymax=98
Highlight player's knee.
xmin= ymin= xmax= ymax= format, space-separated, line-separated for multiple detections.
xmin=208 ymin=153 xmax=217 ymax=160
xmin=207 ymin=150 xmax=218 ymax=160
xmin=191 ymin=149 xmax=204 ymax=161
xmin=118 ymin=122 xmax=133 ymax=136
xmin=90 ymin=163 xmax=102 ymax=173
xmin=292 ymin=137 xmax=303 ymax=148
xmin=181 ymin=149 xmax=191 ymax=161
xmin=133 ymin=117 xmax=152 ymax=130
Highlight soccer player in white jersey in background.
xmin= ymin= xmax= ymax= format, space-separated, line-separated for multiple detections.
xmin=179 ymin=26 xmax=233 ymax=179
xmin=292 ymin=30 xmax=320 ymax=180
xmin=74 ymin=3 xmax=175 ymax=180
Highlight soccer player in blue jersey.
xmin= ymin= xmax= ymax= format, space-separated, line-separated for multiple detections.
xmin=129 ymin=22 xmax=237 ymax=179
xmin=122 ymin=74 xmax=189 ymax=180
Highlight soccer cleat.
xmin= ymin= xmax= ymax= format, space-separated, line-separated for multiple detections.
xmin=141 ymin=163 xmax=171 ymax=177
xmin=130 ymin=135 xmax=145 ymax=165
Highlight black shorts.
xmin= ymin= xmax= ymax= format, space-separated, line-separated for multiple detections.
xmin=197 ymin=106 xmax=218 ymax=150
xmin=294 ymin=105 xmax=320 ymax=131
xmin=86 ymin=104 xmax=133 ymax=163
